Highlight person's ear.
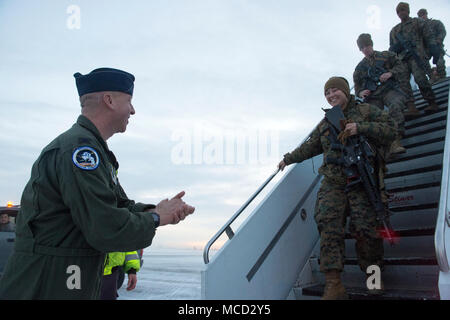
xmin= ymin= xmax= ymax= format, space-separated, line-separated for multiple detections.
xmin=102 ymin=92 xmax=115 ymax=110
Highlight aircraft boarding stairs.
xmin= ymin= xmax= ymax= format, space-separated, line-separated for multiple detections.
xmin=201 ymin=78 xmax=450 ymax=300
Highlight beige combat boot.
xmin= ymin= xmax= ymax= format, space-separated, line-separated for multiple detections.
xmin=403 ymin=102 xmax=420 ymax=119
xmin=424 ymin=101 xmax=439 ymax=113
xmin=321 ymin=270 xmax=349 ymax=300
xmin=389 ymin=137 xmax=406 ymax=155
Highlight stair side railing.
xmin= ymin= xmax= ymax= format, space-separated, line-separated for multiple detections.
xmin=202 ymin=118 xmax=325 ymax=264
xmin=202 ymin=92 xmax=360 ymax=265
xmin=203 ymin=168 xmax=280 ymax=264
xmin=435 ymin=82 xmax=450 ymax=273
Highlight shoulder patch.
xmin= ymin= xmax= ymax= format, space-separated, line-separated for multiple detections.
xmin=72 ymin=146 xmax=100 ymax=170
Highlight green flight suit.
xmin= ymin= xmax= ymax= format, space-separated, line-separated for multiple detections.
xmin=0 ymin=115 xmax=157 ymax=299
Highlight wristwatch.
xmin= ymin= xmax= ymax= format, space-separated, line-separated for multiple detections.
xmin=151 ymin=212 xmax=160 ymax=228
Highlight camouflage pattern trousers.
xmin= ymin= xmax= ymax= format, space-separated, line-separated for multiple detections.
xmin=398 ymin=57 xmax=436 ymax=104
xmin=366 ymin=87 xmax=406 ymax=137
xmin=425 ymin=56 xmax=447 ymax=79
xmin=314 ymin=179 xmax=384 ymax=273
xmin=435 ymin=48 xmax=447 ymax=77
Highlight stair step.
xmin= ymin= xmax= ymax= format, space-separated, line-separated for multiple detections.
xmin=385 ymin=168 xmax=442 ymax=190
xmin=387 ymin=186 xmax=440 ymax=210
xmin=403 ymin=120 xmax=446 ymax=139
xmin=388 ymin=143 xmax=444 ymax=165
xmin=404 ymin=111 xmax=447 ymax=133
xmin=414 ymin=91 xmax=449 ymax=108
xmin=302 ymin=284 xmax=439 ymax=300
xmin=386 ymin=153 xmax=443 ymax=178
xmin=415 ymin=94 xmax=449 ymax=109
xmin=414 ymin=78 xmax=450 ymax=96
xmin=345 ymin=235 xmax=435 ymax=260
xmin=401 ymin=130 xmax=446 ymax=150
xmin=404 ymin=110 xmax=447 ymax=131
xmin=413 ymin=83 xmax=450 ymax=105
xmin=389 ymin=208 xmax=437 ymax=230
xmin=415 ymin=94 xmax=448 ymax=106
xmin=344 ymin=227 xmax=434 ymax=239
xmin=345 ymin=257 xmax=437 ymax=266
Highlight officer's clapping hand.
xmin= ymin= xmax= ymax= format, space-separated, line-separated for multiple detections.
xmin=155 ymin=191 xmax=195 ymax=226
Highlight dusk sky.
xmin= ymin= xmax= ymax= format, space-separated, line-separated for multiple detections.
xmin=0 ymin=0 xmax=449 ymax=250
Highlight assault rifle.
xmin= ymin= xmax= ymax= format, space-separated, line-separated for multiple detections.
xmin=361 ymin=60 xmax=395 ymax=97
xmin=394 ymin=33 xmax=433 ymax=79
xmin=324 ymin=105 xmax=397 ymax=246
xmin=363 ymin=62 xmax=385 ymax=92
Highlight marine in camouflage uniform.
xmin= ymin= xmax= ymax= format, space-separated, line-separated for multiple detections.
xmin=389 ymin=2 xmax=441 ymax=113
xmin=279 ymin=77 xmax=396 ymax=299
xmin=353 ymin=33 xmax=407 ymax=155
xmin=417 ymin=8 xmax=447 ymax=82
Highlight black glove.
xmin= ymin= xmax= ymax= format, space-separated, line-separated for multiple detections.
xmin=429 ymin=45 xmax=442 ymax=64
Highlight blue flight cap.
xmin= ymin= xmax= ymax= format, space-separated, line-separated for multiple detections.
xmin=74 ymin=67 xmax=135 ymax=97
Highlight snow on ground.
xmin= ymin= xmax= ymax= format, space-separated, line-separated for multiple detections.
xmin=117 ymin=248 xmax=204 ymax=300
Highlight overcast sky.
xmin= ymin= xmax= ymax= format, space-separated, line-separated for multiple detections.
xmin=0 ymin=0 xmax=449 ymax=250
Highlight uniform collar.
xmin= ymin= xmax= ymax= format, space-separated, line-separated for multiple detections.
xmin=401 ymin=17 xmax=413 ymax=25
xmin=321 ymin=95 xmax=356 ymax=117
xmin=77 ymin=115 xmax=107 ymax=149
xmin=76 ymin=115 xmax=119 ymax=169
xmin=343 ymin=95 xmax=357 ymax=117
xmin=364 ymin=50 xmax=379 ymax=62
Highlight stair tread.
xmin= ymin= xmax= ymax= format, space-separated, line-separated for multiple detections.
xmin=344 ymin=256 xmax=437 ymax=265
xmin=344 ymin=227 xmax=434 ymax=239
xmin=302 ymin=284 xmax=439 ymax=300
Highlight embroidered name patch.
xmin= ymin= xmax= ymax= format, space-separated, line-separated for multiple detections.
xmin=72 ymin=146 xmax=100 ymax=170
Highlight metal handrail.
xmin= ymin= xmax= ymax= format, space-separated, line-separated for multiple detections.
xmin=434 ymin=82 xmax=450 ymax=273
xmin=203 ymin=168 xmax=280 ymax=264
xmin=202 ymin=118 xmax=323 ymax=264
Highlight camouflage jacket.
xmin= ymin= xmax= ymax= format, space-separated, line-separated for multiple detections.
xmin=353 ymin=50 xmax=406 ymax=98
xmin=283 ymin=96 xmax=396 ymax=185
xmin=427 ymin=19 xmax=446 ymax=45
xmin=390 ymin=17 xmax=437 ymax=60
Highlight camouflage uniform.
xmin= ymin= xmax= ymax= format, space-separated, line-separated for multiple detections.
xmin=424 ymin=19 xmax=447 ymax=79
xmin=390 ymin=17 xmax=438 ymax=106
xmin=353 ymin=50 xmax=407 ymax=137
xmin=315 ymin=181 xmax=384 ymax=273
xmin=283 ymin=96 xmax=396 ymax=273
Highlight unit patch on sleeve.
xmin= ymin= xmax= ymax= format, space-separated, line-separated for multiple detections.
xmin=72 ymin=146 xmax=100 ymax=170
